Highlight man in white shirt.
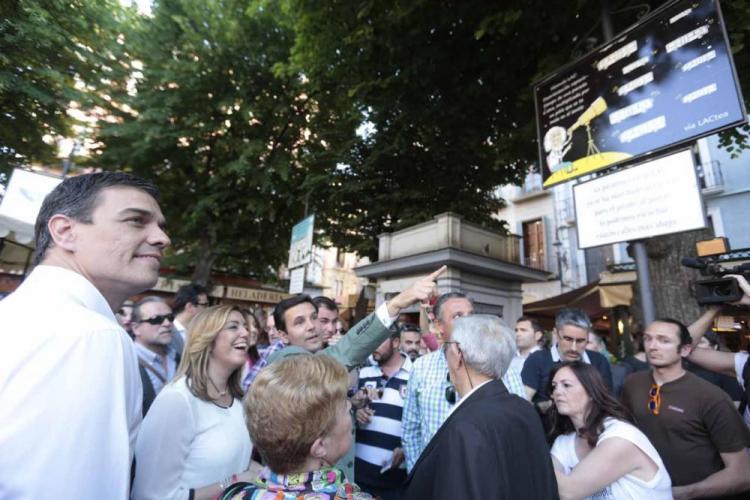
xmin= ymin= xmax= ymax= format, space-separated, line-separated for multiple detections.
xmin=170 ymin=283 xmax=209 ymax=353
xmin=0 ymin=172 xmax=170 ymax=499
xmin=132 ymin=296 xmax=179 ymax=415
xmin=511 ymin=316 xmax=544 ymax=375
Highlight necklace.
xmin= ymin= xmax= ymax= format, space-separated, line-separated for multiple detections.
xmin=208 ymin=376 xmax=228 ymax=397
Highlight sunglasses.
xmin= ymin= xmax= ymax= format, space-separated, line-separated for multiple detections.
xmin=648 ymin=383 xmax=661 ymax=416
xmin=139 ymin=313 xmax=175 ymax=325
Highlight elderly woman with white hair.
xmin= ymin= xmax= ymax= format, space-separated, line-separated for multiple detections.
xmin=404 ymin=315 xmax=558 ymax=500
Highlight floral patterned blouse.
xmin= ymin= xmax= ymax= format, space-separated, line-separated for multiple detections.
xmin=220 ymin=467 xmax=374 ymax=500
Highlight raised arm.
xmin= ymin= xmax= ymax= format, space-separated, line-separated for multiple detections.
xmin=323 ymin=266 xmax=446 ymax=369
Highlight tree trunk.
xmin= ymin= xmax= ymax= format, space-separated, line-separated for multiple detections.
xmin=629 ymin=227 xmax=714 ymax=328
xmin=191 ymin=242 xmax=217 ymax=287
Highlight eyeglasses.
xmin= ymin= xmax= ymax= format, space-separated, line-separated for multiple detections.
xmin=445 ymin=372 xmax=457 ymax=405
xmin=560 ymin=335 xmax=587 ymax=345
xmin=139 ymin=313 xmax=175 ymax=325
xmin=648 ymin=383 xmax=661 ymax=416
xmin=442 ymin=340 xmax=460 ymax=355
xmin=196 ymin=301 xmax=210 ymax=307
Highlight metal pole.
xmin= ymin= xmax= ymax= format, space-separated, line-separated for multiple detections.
xmin=600 ymin=1 xmax=656 ymax=325
xmin=632 ymin=241 xmax=656 ymax=326
xmin=601 ymin=0 xmax=615 ymax=41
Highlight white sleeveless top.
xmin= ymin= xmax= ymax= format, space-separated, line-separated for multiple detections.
xmin=551 ymin=418 xmax=673 ymax=499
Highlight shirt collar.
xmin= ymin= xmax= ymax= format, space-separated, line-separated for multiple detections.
xmin=133 ymin=341 xmax=174 ymax=364
xmin=27 ymin=265 xmax=117 ymax=324
xmin=516 ymin=345 xmax=541 ymax=359
xmin=448 ymin=379 xmax=493 ymax=416
xmin=551 ymin=344 xmax=591 ymax=364
xmin=173 ymin=318 xmax=187 ymax=333
xmin=371 ymin=352 xmax=412 ymax=377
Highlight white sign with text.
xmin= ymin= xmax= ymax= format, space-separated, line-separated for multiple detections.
xmin=289 ymin=267 xmax=305 ymax=295
xmin=574 ymin=148 xmax=705 ymax=248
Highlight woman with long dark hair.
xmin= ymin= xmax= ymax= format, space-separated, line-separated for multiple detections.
xmin=548 ymin=361 xmax=672 ymax=499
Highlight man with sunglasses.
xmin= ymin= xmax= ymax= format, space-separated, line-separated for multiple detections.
xmin=132 ymin=296 xmax=180 ymax=415
xmin=521 ymin=308 xmax=612 ymax=406
xmin=621 ymin=318 xmax=750 ymax=499
xmin=404 ymin=315 xmax=557 ymax=499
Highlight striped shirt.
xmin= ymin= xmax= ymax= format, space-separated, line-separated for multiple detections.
xmin=355 ymin=354 xmax=412 ymax=489
xmin=402 ymin=349 xmax=526 ymax=472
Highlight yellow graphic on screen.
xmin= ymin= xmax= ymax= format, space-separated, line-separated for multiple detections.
xmin=543 ymin=96 xmax=632 ymax=187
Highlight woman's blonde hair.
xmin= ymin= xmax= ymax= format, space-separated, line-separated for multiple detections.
xmin=174 ymin=305 xmax=246 ymax=401
xmin=244 ymin=355 xmax=349 ymax=474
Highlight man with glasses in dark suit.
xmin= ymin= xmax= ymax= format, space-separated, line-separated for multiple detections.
xmin=404 ymin=315 xmax=557 ymax=499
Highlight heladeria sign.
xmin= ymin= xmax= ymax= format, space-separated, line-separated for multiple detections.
xmin=535 ymin=0 xmax=746 ymax=188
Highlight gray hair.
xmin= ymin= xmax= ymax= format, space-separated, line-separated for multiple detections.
xmin=433 ymin=292 xmax=474 ymax=322
xmin=451 ymin=315 xmax=516 ymax=379
xmin=555 ymin=308 xmax=592 ymax=333
xmin=132 ymin=295 xmax=169 ymax=323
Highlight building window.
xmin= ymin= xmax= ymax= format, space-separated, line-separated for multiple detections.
xmin=522 ymin=219 xmax=546 ymax=270
xmin=334 ymin=280 xmax=343 ymax=297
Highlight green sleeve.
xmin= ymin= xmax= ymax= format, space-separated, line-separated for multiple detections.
xmin=318 ymin=312 xmax=390 ymax=370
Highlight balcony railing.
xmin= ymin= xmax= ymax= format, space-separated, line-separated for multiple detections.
xmin=696 ymin=160 xmax=724 ymax=192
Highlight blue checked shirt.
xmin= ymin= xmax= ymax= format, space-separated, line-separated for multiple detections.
xmin=402 ymin=349 xmax=526 ymax=472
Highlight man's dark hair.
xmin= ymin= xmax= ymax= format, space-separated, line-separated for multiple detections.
xmin=33 ymin=172 xmax=160 ymax=265
xmin=132 ymin=296 xmax=168 ymax=323
xmin=312 ymin=296 xmax=338 ymax=313
xmin=400 ymin=323 xmax=421 ymax=335
xmin=273 ymin=294 xmax=317 ymax=333
xmin=547 ymin=361 xmax=632 ymax=446
xmin=433 ymin=292 xmax=473 ymax=321
xmin=517 ymin=316 xmax=545 ymax=335
xmin=172 ymin=284 xmax=208 ymax=314
xmin=653 ymin=317 xmax=692 ymax=350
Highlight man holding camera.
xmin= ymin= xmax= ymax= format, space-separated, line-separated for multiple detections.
xmin=686 ymin=274 xmax=750 ymax=427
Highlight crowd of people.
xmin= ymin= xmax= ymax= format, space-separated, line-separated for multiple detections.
xmin=1 ymin=171 xmax=750 ymax=499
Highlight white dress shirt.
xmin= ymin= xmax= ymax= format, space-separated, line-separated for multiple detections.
xmin=0 ymin=265 xmax=142 ymax=499
xmin=132 ymin=376 xmax=252 ymax=499
xmin=173 ymin=318 xmax=187 ymax=343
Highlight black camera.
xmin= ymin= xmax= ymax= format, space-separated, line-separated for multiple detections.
xmin=681 ymin=256 xmax=750 ymax=305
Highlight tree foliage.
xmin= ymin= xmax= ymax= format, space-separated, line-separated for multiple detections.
xmin=9 ymin=0 xmax=750 ymax=284
xmin=0 ymin=0 xmax=127 ymax=174
xmin=96 ymin=0 xmax=324 ymax=283
xmin=282 ymin=0 xmax=696 ymax=258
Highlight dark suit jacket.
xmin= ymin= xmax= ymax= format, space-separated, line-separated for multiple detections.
xmin=403 ymin=379 xmax=558 ymax=500
xmin=138 ymin=351 xmax=180 ymax=416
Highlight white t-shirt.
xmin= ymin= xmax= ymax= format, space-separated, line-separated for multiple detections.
xmin=0 ymin=266 xmax=142 ymax=499
xmin=551 ymin=418 xmax=672 ymax=499
xmin=132 ymin=376 xmax=252 ymax=499
xmin=735 ymin=352 xmax=749 ymax=426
